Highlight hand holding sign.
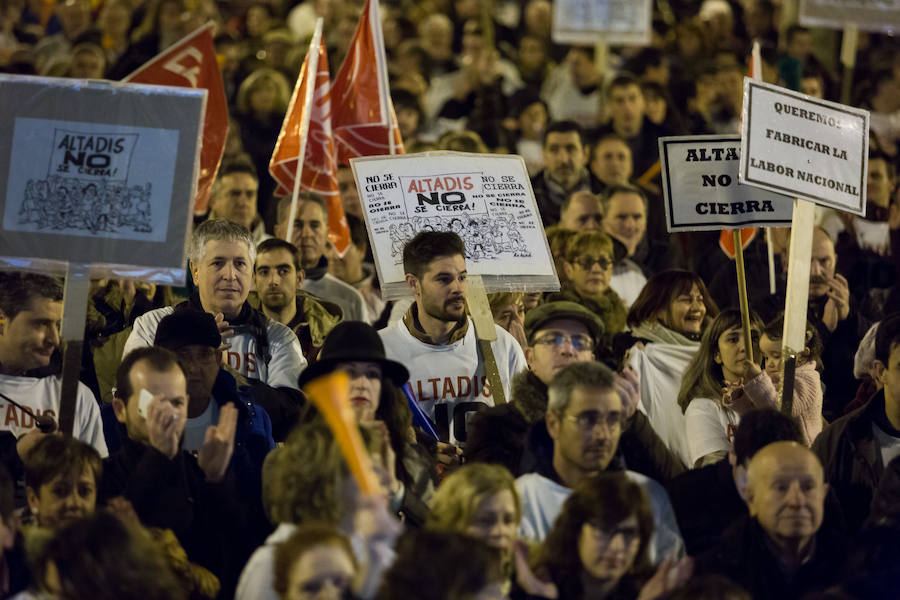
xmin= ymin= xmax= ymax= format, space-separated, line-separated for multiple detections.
xmin=304 ymin=371 xmax=381 ymax=497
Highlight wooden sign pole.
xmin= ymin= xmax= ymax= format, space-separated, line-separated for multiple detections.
xmin=465 ymin=275 xmax=506 ymax=405
xmin=733 ymin=230 xmax=755 ymax=361
xmin=58 ymin=263 xmax=91 ymax=436
xmin=840 ymin=23 xmax=858 ymax=106
xmin=780 ymin=199 xmax=816 ymax=415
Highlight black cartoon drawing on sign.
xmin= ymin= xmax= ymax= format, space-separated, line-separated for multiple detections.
xmin=17 ymin=176 xmax=152 ymax=235
xmin=388 ymin=213 xmax=531 ymax=263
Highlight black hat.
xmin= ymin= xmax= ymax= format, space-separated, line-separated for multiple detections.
xmin=524 ymin=301 xmax=605 ymax=342
xmin=154 ymin=308 xmax=222 ymax=350
xmin=297 ymin=321 xmax=409 ymax=389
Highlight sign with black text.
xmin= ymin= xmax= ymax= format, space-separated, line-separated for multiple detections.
xmin=739 ymin=78 xmax=869 ymax=216
xmin=350 ymin=152 xmax=558 ymax=300
xmin=660 ymin=135 xmax=793 ymax=232
xmin=800 ymin=0 xmax=900 ymax=33
xmin=0 ymin=76 xmax=204 ymax=284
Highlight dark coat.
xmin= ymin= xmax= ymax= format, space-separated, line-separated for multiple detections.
xmin=669 ymin=459 xmax=846 ymax=557
xmin=98 ymin=434 xmax=248 ymax=597
xmin=695 ymin=516 xmax=846 ymax=600
xmin=813 ymin=390 xmax=887 ymax=532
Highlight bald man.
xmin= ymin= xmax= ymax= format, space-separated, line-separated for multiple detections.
xmin=558 ymin=191 xmax=603 ymax=231
xmin=697 ymin=442 xmax=845 ymax=600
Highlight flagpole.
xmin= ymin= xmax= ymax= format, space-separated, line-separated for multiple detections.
xmin=765 ymin=227 xmax=776 ymax=294
xmin=286 ymin=19 xmax=324 ymax=244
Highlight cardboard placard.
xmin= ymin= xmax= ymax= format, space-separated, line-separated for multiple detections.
xmin=800 ymin=0 xmax=900 ymax=33
xmin=0 ymin=76 xmax=205 ymax=285
xmin=350 ymin=152 xmax=559 ymax=300
xmin=551 ymin=0 xmax=652 ymax=45
xmin=659 ymin=135 xmax=793 ymax=232
xmin=739 ymin=78 xmax=869 ymax=216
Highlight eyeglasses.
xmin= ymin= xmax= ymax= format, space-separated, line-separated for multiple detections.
xmin=584 ymin=522 xmax=640 ymax=546
xmin=571 ymin=256 xmax=612 ymax=270
xmin=532 ymin=334 xmax=594 ymax=352
xmin=564 ymin=409 xmax=622 ymax=431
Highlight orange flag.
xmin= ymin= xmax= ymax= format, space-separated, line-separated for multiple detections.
xmin=268 ymin=25 xmax=350 ymax=255
xmin=719 ymin=41 xmax=763 ymax=258
xmin=331 ymin=0 xmax=405 ymax=163
xmin=124 ymin=23 xmax=228 ymax=216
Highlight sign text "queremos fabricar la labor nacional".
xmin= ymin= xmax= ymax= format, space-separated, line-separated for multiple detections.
xmin=739 ymin=78 xmax=869 ymax=216
xmin=659 ymin=135 xmax=793 ymax=232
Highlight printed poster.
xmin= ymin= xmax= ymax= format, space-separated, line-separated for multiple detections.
xmin=0 ymin=75 xmax=205 ymax=284
xmin=552 ymin=0 xmax=652 ymax=45
xmin=350 ymin=152 xmax=558 ymax=299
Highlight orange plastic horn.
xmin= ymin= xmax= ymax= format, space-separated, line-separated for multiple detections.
xmin=303 ymin=371 xmax=381 ymax=497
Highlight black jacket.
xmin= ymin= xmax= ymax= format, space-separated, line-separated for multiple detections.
xmin=813 ymin=390 xmax=888 ymax=532
xmin=99 ymin=434 xmax=247 ymax=597
xmin=695 ymin=516 xmax=846 ymax=600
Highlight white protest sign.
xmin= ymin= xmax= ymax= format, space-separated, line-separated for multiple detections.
xmin=659 ymin=135 xmax=793 ymax=232
xmin=552 ymin=0 xmax=652 ymax=45
xmin=350 ymin=152 xmax=559 ymax=300
xmin=0 ymin=76 xmax=204 ymax=284
xmin=800 ymin=0 xmax=900 ymax=33
xmin=739 ymin=78 xmax=869 ymax=216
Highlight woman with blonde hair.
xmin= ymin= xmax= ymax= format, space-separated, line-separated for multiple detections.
xmin=427 ymin=463 xmax=520 ymax=567
xmin=548 ymin=231 xmax=627 ymax=336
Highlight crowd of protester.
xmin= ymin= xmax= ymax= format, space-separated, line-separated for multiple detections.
xmin=2 ymin=0 xmax=900 ymax=598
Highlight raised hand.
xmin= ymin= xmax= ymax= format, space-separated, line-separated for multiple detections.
xmin=614 ymin=368 xmax=640 ymax=420
xmin=822 ymin=273 xmax=850 ymax=332
xmin=637 ymin=556 xmax=694 ymax=600
xmin=514 ymin=540 xmax=559 ymax=599
xmin=146 ymin=396 xmax=184 ymax=460
xmin=198 ymin=403 xmax=237 ymax=483
xmin=213 ymin=312 xmax=234 ymax=352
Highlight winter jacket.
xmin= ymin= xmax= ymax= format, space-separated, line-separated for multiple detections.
xmin=98 ymin=434 xmax=248 ymax=597
xmin=247 ymin=290 xmax=343 ymax=364
xmin=812 ymin=390 xmax=888 ymax=532
xmin=695 ymin=515 xmax=846 ymax=600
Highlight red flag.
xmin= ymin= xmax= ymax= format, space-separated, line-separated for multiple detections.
xmin=331 ymin=0 xmax=404 ymax=163
xmin=268 ymin=28 xmax=350 ymax=255
xmin=720 ymin=41 xmax=764 ymax=257
xmin=124 ymin=24 xmax=228 ymax=216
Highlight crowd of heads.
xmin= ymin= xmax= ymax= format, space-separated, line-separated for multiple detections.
xmin=1 ymin=0 xmax=900 ymax=598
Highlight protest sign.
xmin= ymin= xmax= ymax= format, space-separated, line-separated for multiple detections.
xmin=739 ymin=78 xmax=869 ymax=216
xmin=0 ymin=76 xmax=204 ymax=284
xmin=800 ymin=0 xmax=900 ymax=33
xmin=551 ymin=0 xmax=652 ymax=45
xmin=659 ymin=135 xmax=793 ymax=232
xmin=350 ymin=152 xmax=559 ymax=300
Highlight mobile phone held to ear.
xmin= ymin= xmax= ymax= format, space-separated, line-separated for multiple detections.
xmin=138 ymin=389 xmax=154 ymax=419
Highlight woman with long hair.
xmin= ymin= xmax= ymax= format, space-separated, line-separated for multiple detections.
xmin=535 ymin=472 xmax=691 ymax=599
xmin=677 ymin=309 xmax=774 ymax=467
xmin=620 ymin=270 xmax=720 ymax=468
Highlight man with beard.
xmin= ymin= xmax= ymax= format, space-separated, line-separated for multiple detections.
xmin=379 ymin=231 xmax=527 ymax=448
xmin=530 ymin=121 xmax=602 ymax=225
xmin=253 ymin=238 xmax=342 ymax=366
xmin=515 ymin=361 xmax=684 ymax=565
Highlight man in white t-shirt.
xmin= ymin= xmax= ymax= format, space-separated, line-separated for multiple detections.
xmin=515 ymin=361 xmax=683 ymax=563
xmin=379 ymin=231 xmax=527 ymax=448
xmin=0 ymin=272 xmax=107 ymax=460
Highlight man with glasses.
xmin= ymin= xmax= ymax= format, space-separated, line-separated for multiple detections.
xmin=515 ymin=361 xmax=684 ymax=564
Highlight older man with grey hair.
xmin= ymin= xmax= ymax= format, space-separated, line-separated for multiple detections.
xmin=515 ymin=361 xmax=684 ymax=563
xmin=123 ymin=219 xmax=306 ymax=389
